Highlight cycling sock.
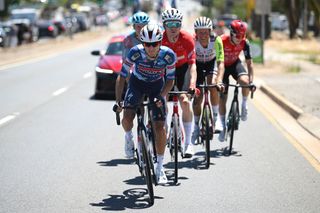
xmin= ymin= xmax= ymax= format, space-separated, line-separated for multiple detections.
xmin=183 ymin=122 xmax=193 ymax=145
xmin=157 ymin=154 xmax=164 ymax=169
xmin=125 ymin=130 xmax=133 ymax=139
xmin=242 ymin=96 xmax=248 ymax=107
xmin=212 ymin=105 xmax=219 ymax=114
xmin=220 ymin=115 xmax=226 ymax=126
xmin=194 ymin=115 xmax=200 ymax=125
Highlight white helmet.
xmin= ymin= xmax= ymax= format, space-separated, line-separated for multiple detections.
xmin=140 ymin=23 xmax=163 ymax=43
xmin=194 ymin=16 xmax=212 ymax=30
xmin=161 ymin=8 xmax=183 ymax=22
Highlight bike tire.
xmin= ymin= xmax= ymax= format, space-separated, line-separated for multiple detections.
xmin=140 ymin=129 xmax=154 ymax=205
xmin=204 ymin=105 xmax=211 ymax=168
xmin=173 ymin=114 xmax=179 ymax=184
xmin=228 ymin=102 xmax=237 ymax=155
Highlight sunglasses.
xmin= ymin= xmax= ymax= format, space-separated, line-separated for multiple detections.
xmin=144 ymin=41 xmax=160 ymax=47
xmin=231 ymin=31 xmax=244 ymax=39
xmin=165 ymin=21 xmax=182 ymax=28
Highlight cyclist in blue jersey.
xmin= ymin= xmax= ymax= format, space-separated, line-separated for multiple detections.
xmin=115 ymin=23 xmax=176 ymax=184
xmin=122 ymin=11 xmax=150 ymax=60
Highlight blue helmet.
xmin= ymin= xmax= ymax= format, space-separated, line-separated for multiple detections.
xmin=129 ymin=11 xmax=150 ymax=24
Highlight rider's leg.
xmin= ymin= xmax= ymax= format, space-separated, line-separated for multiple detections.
xmin=180 ymin=94 xmax=193 ymax=146
xmin=122 ymin=109 xmax=136 ymax=157
xmin=153 ymin=120 xmax=166 ymax=167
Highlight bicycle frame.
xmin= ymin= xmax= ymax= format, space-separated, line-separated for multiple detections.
xmin=197 ymin=70 xmax=216 ymax=169
xmin=167 ymin=89 xmax=189 ymax=183
xmin=224 ymin=83 xmax=255 ymax=155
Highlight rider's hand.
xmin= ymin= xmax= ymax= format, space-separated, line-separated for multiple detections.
xmin=217 ymin=82 xmax=225 ymax=93
xmin=113 ymin=101 xmax=123 ymax=113
xmin=249 ymin=82 xmax=257 ymax=92
xmin=154 ymin=96 xmax=163 ymax=108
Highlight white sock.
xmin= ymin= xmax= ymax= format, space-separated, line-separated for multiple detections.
xmin=194 ymin=115 xmax=200 ymax=125
xmin=125 ymin=130 xmax=133 ymax=139
xmin=212 ymin=105 xmax=219 ymax=114
xmin=183 ymin=122 xmax=193 ymax=145
xmin=220 ymin=115 xmax=226 ymax=126
xmin=157 ymin=154 xmax=164 ymax=170
xmin=242 ymin=96 xmax=248 ymax=107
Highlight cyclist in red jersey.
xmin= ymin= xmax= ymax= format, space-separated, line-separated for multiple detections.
xmin=218 ymin=20 xmax=255 ymax=142
xmin=161 ymin=8 xmax=197 ymax=157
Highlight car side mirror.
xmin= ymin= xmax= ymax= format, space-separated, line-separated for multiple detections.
xmin=91 ymin=50 xmax=100 ymax=56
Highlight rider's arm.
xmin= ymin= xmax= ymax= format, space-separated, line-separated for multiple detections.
xmin=244 ymin=39 xmax=254 ymax=83
xmin=115 ymin=75 xmax=127 ymax=104
xmin=115 ymin=47 xmax=135 ymax=103
xmin=214 ymin=36 xmax=225 ymax=83
xmin=161 ymin=79 xmax=174 ymax=97
xmin=161 ymin=49 xmax=176 ymax=97
xmin=188 ymin=63 xmax=197 ymax=89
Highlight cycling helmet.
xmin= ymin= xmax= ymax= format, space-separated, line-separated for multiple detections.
xmin=129 ymin=11 xmax=150 ymax=24
xmin=230 ymin=20 xmax=247 ymax=38
xmin=194 ymin=16 xmax=213 ymax=30
xmin=140 ymin=23 xmax=163 ymax=43
xmin=161 ymin=8 xmax=183 ymax=22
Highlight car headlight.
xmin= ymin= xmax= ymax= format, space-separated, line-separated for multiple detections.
xmin=95 ymin=67 xmax=114 ymax=74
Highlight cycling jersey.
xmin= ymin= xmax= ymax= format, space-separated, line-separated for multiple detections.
xmin=195 ymin=35 xmax=224 ymax=63
xmin=162 ymin=30 xmax=196 ymax=68
xmin=120 ymin=44 xmax=176 ymax=82
xmin=221 ymin=34 xmax=252 ymax=67
xmin=122 ymin=31 xmax=141 ymax=60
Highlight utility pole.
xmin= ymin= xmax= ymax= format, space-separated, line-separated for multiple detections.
xmin=303 ymin=0 xmax=308 ymax=39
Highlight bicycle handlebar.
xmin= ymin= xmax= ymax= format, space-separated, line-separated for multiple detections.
xmin=197 ymin=84 xmax=219 ymax=88
xmin=225 ymin=83 xmax=256 ymax=99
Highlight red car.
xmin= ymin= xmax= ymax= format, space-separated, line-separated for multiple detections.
xmin=91 ymin=35 xmax=125 ymax=99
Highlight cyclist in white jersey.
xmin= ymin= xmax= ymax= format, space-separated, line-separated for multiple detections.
xmin=191 ymin=16 xmax=225 ymax=144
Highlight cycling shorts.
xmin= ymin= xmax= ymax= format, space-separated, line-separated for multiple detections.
xmin=196 ymin=58 xmax=217 ymax=86
xmin=124 ymin=75 xmax=166 ymax=121
xmin=174 ymin=63 xmax=189 ymax=91
xmin=222 ymin=59 xmax=248 ymax=93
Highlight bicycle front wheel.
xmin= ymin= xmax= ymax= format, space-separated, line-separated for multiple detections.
xmin=228 ymin=102 xmax=237 ymax=155
xmin=140 ymin=129 xmax=154 ymax=205
xmin=173 ymin=114 xmax=179 ymax=183
xmin=203 ymin=105 xmax=211 ymax=168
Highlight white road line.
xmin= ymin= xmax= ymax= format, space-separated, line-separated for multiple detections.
xmin=83 ymin=72 xmax=92 ymax=79
xmin=0 ymin=112 xmax=20 ymax=126
xmin=52 ymin=87 xmax=68 ymax=96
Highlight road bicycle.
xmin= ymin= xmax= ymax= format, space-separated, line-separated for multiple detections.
xmin=223 ymin=83 xmax=256 ymax=155
xmin=195 ymin=70 xmax=219 ymax=169
xmin=113 ymin=99 xmax=158 ymax=205
xmin=167 ymin=89 xmax=193 ymax=184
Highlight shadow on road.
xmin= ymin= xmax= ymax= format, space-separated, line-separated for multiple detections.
xmin=97 ymin=158 xmax=135 ymax=167
xmin=90 ymin=188 xmax=163 ymax=211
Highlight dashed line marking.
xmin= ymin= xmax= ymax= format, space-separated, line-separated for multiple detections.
xmin=52 ymin=87 xmax=68 ymax=96
xmin=0 ymin=112 xmax=20 ymax=126
xmin=83 ymin=72 xmax=92 ymax=79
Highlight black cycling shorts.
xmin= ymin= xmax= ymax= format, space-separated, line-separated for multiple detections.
xmin=223 ymin=59 xmax=248 ymax=93
xmin=196 ymin=58 xmax=217 ymax=86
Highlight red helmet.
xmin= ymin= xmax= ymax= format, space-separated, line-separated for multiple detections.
xmin=230 ymin=20 xmax=247 ymax=39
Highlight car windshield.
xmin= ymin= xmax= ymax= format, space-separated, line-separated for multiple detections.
xmin=11 ymin=13 xmax=36 ymax=21
xmin=105 ymin=41 xmax=123 ymax=55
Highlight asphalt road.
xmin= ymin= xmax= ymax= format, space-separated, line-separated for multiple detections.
xmin=0 ymin=29 xmax=319 ymax=213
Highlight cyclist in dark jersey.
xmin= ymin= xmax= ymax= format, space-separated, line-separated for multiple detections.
xmin=191 ymin=16 xmax=225 ymax=144
xmin=161 ymin=8 xmax=197 ymax=157
xmin=115 ymin=23 xmax=176 ymax=184
xmin=218 ymin=20 xmax=255 ymax=142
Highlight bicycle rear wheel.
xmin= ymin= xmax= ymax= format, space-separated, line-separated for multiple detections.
xmin=203 ymin=105 xmax=211 ymax=168
xmin=228 ymin=102 xmax=237 ymax=155
xmin=140 ymin=129 xmax=154 ymax=205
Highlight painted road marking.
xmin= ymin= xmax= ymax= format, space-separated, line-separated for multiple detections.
xmin=52 ymin=87 xmax=69 ymax=96
xmin=83 ymin=72 xmax=92 ymax=79
xmin=0 ymin=112 xmax=20 ymax=126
